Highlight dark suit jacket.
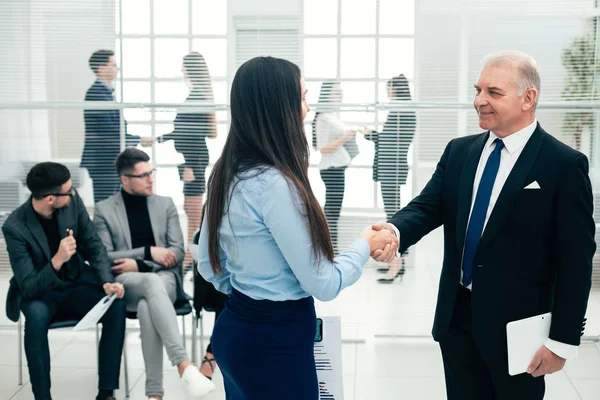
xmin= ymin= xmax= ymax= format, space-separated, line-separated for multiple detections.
xmin=3 ymin=192 xmax=114 ymax=322
xmin=80 ymin=80 xmax=139 ymax=177
xmin=365 ymin=110 xmax=416 ymax=184
xmin=389 ymin=123 xmax=595 ymax=362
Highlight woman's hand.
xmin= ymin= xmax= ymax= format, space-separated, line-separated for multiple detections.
xmin=360 ymin=226 xmax=398 ymax=254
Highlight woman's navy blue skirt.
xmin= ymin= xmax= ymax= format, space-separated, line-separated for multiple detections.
xmin=212 ymin=288 xmax=319 ymax=400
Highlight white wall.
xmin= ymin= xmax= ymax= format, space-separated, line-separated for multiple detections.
xmin=413 ymin=0 xmax=594 ymax=191
xmin=1 ymin=0 xmax=596 ymax=167
xmin=230 ymin=0 xmax=301 ymax=15
xmin=0 ymin=0 xmax=115 ymax=163
xmin=0 ymin=0 xmax=50 ymax=163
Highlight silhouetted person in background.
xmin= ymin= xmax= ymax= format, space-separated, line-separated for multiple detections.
xmin=81 ymin=49 xmax=152 ymax=203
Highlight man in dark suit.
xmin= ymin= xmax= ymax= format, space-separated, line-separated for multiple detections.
xmin=81 ymin=49 xmax=152 ymax=203
xmin=2 ymin=162 xmax=127 ymax=400
xmin=371 ymin=51 xmax=595 ymax=399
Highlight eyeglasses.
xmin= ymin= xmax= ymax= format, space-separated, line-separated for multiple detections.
xmin=43 ymin=187 xmax=75 ymax=198
xmin=125 ymin=169 xmax=156 ymax=180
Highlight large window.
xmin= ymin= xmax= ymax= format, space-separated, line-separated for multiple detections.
xmin=116 ymin=0 xmax=227 ymax=202
xmin=303 ymin=0 xmax=416 ymax=210
xmin=115 ymin=0 xmax=415 ymax=210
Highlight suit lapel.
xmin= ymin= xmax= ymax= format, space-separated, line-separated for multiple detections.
xmin=455 ymin=133 xmax=489 ymax=252
xmin=114 ymin=192 xmax=132 ymax=249
xmin=476 ymin=124 xmax=546 ymax=256
xmin=56 ymin=207 xmax=71 ymax=241
xmin=23 ymin=201 xmax=51 ymax=261
xmin=147 ymin=195 xmax=162 ymax=247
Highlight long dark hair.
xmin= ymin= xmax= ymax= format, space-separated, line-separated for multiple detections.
xmin=311 ymin=81 xmax=340 ymax=149
xmin=206 ymin=57 xmax=334 ymax=274
xmin=183 ymin=52 xmax=214 ymax=100
xmin=387 ymin=74 xmax=411 ymax=101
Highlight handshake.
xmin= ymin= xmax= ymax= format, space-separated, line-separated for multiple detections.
xmin=360 ymin=221 xmax=399 ymax=263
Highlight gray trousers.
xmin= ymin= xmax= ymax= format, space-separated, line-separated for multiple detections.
xmin=116 ymin=271 xmax=189 ymax=396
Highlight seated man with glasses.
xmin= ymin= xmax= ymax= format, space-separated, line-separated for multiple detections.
xmin=2 ymin=162 xmax=127 ymax=400
xmin=93 ymin=148 xmax=214 ymax=400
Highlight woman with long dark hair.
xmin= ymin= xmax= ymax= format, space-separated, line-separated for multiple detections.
xmin=312 ymin=81 xmax=360 ymax=252
xmin=197 ymin=57 xmax=396 ymax=399
xmin=365 ymin=74 xmax=416 ymax=283
xmin=159 ymin=52 xmax=216 ymax=267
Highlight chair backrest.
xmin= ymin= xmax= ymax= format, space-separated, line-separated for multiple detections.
xmin=0 ymin=180 xmax=24 ymax=212
xmin=192 ymin=204 xmax=228 ymax=314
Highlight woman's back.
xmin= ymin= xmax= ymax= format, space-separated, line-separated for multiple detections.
xmin=198 ymin=166 xmax=369 ymax=302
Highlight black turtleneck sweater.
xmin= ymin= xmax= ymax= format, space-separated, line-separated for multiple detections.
xmin=121 ymin=189 xmax=156 ymax=272
xmin=33 ymin=204 xmax=68 ymax=280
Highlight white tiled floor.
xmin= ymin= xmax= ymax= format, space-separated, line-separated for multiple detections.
xmin=2 ymin=332 xmax=599 ymax=399
xmin=1 ymin=228 xmax=599 ymax=399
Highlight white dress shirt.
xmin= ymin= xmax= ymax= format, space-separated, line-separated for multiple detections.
xmin=391 ymin=119 xmax=578 ymax=360
xmin=317 ymin=113 xmax=352 ymax=170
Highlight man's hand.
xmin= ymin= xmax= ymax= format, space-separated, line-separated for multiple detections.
xmin=151 ymin=247 xmax=177 ymax=268
xmin=140 ymin=136 xmax=154 ymax=147
xmin=52 ymin=229 xmax=76 ymax=270
xmin=103 ymin=282 xmax=125 ymax=299
xmin=360 ymin=226 xmax=398 ymax=253
xmin=111 ymin=258 xmax=139 ymax=274
xmin=370 ymin=221 xmax=398 ymax=263
xmin=527 ymin=345 xmax=566 ymax=377
xmin=183 ymin=167 xmax=195 ymax=182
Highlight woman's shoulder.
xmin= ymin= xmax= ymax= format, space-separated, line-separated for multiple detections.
xmin=237 ymin=166 xmax=287 ymax=190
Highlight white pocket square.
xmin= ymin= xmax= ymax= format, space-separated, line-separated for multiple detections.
xmin=524 ymin=181 xmax=541 ymax=190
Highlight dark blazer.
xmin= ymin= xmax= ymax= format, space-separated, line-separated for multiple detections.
xmin=3 ymin=192 xmax=114 ymax=322
xmin=365 ymin=111 xmax=416 ymax=184
xmin=389 ymin=123 xmax=595 ymax=362
xmin=80 ymin=80 xmax=139 ymax=177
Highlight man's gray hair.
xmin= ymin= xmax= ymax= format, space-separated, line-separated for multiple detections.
xmin=481 ymin=51 xmax=541 ymax=108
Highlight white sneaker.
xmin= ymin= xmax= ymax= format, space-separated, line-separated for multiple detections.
xmin=180 ymin=364 xmax=215 ymax=399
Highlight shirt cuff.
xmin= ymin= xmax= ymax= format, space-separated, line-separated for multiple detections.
xmin=545 ymin=338 xmax=579 ymax=360
xmin=351 ymin=237 xmax=372 ymax=265
xmin=389 ymin=224 xmax=401 ymax=259
xmin=144 ymin=246 xmax=152 ymax=261
xmin=135 ymin=260 xmax=153 ymax=273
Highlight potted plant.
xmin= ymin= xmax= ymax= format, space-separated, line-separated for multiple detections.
xmin=561 ymin=34 xmax=600 ymax=152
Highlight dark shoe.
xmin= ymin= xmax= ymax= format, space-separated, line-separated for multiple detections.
xmin=377 ymin=266 xmax=405 ymax=284
xmin=96 ymin=390 xmax=116 ymax=400
xmin=376 ymin=258 xmax=405 ymax=275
